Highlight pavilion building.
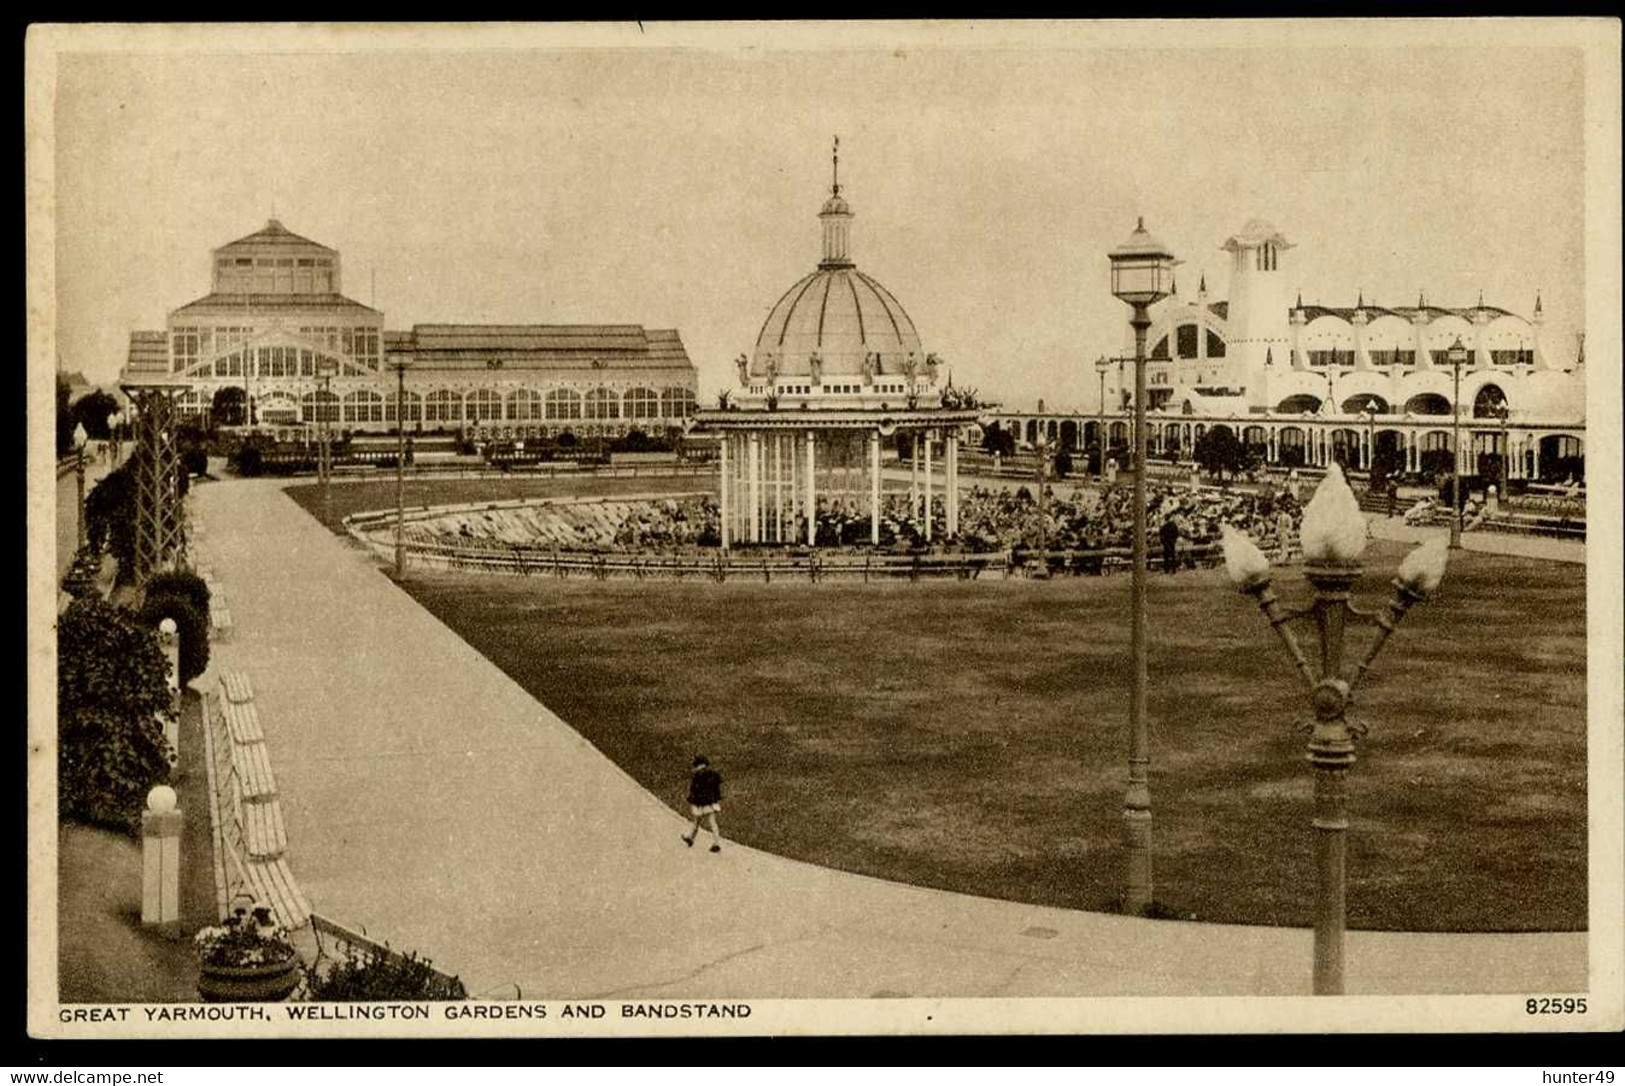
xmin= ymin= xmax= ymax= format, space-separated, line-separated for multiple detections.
xmin=120 ymin=220 xmax=699 ymax=440
xmin=1000 ymin=217 xmax=1586 ymax=481
xmin=689 ymin=148 xmax=986 ymax=548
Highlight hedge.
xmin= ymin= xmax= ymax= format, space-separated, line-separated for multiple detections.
xmin=57 ymin=599 xmax=174 ymax=833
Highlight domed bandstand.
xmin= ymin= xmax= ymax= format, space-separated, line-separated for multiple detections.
xmin=691 ymin=144 xmax=985 ymax=548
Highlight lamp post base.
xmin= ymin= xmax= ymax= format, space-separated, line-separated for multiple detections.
xmin=1122 ymin=805 xmax=1153 ymax=917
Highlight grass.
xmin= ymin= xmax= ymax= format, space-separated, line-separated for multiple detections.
xmin=295 ymin=477 xmax=1588 ymax=931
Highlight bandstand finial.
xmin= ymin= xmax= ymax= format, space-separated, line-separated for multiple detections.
xmin=832 ymin=134 xmax=840 ymax=197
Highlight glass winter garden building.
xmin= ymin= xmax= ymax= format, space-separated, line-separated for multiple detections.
xmin=1001 ymin=218 xmax=1587 ymax=482
xmin=120 ymin=220 xmax=699 ymax=438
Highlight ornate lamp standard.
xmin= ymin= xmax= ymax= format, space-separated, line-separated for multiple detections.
xmin=1495 ymin=400 xmax=1511 ymax=490
xmin=72 ymin=422 xmax=89 ymax=550
xmin=1107 ymin=216 xmax=1177 ymax=916
xmin=1220 ymin=466 xmax=1448 ymax=994
xmin=1361 ymin=398 xmax=1379 ymax=479
xmin=1445 ymin=336 xmax=1468 ymax=549
xmin=1033 ymin=435 xmax=1051 ymax=576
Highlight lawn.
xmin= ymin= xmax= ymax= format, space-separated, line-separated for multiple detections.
xmin=291 ymin=476 xmax=1587 ymax=931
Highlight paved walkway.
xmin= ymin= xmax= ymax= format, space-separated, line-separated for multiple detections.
xmin=1366 ymin=513 xmax=1585 ymax=564
xmin=192 ymin=478 xmax=1586 ymax=998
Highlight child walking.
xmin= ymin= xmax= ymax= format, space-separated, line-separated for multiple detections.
xmin=682 ymin=755 xmax=724 ymax=853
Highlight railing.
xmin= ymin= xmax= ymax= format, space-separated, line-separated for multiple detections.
xmin=306 ymin=914 xmax=507 ymax=1000
xmin=357 ymin=534 xmax=1246 ymax=582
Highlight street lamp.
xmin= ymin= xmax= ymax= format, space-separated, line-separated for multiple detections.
xmin=315 ymin=358 xmax=339 ymax=513
xmin=1220 ymin=465 xmax=1448 ymax=994
xmin=1108 ymin=216 xmax=1178 ymax=916
xmin=1033 ymin=435 xmax=1051 ymax=576
xmin=388 ymin=358 xmax=412 ymax=578
xmin=1446 ymin=336 xmax=1468 ymax=549
xmin=1362 ymin=398 xmax=1379 ymax=479
xmin=72 ymin=422 xmax=89 ymax=550
xmin=1094 ymin=356 xmax=1111 ymax=481
xmin=1495 ymin=400 xmax=1511 ymax=491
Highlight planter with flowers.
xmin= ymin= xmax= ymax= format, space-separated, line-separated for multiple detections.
xmin=193 ymin=898 xmax=302 ymax=1002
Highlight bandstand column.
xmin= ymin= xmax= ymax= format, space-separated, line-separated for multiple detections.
xmin=869 ymin=430 xmax=881 ymax=545
xmin=910 ymin=437 xmax=920 ymax=516
xmin=805 ymin=429 xmax=817 ymax=545
xmin=719 ymin=431 xmax=730 ymax=550
xmin=746 ymin=433 xmax=760 ymax=543
xmin=947 ymin=431 xmax=959 ymax=537
xmin=775 ymin=432 xmax=786 ymax=543
xmin=923 ymin=429 xmax=934 ymax=542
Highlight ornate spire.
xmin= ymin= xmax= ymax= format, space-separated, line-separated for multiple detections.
xmin=1171 ymin=273 xmax=1179 ymax=295
xmin=1265 ymin=346 xmax=1274 ymax=366
xmin=1295 ymin=288 xmax=1303 ymax=309
xmin=1199 ymin=273 xmax=1207 ymax=295
xmin=1418 ymin=289 xmax=1426 ymax=308
xmin=1477 ymin=289 xmax=1484 ymax=309
xmin=1356 ymin=289 xmax=1364 ymax=309
xmin=1533 ymin=290 xmax=1543 ymax=317
xmin=818 ymin=138 xmax=854 ymax=268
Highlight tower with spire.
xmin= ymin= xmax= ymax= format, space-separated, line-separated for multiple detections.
xmin=818 ymin=135 xmax=854 ymax=268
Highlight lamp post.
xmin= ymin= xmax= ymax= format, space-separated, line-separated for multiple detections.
xmin=1033 ymin=435 xmax=1051 ymax=576
xmin=316 ymin=358 xmax=338 ymax=513
xmin=1220 ymin=466 xmax=1448 ymax=994
xmin=72 ymin=422 xmax=89 ymax=550
xmin=1108 ymin=216 xmax=1178 ymax=916
xmin=1495 ymin=400 xmax=1511 ymax=490
xmin=1446 ymin=336 xmax=1468 ymax=549
xmin=1094 ymin=356 xmax=1111 ymax=482
xmin=1362 ymin=398 xmax=1379 ymax=479
xmin=389 ymin=358 xmax=411 ymax=578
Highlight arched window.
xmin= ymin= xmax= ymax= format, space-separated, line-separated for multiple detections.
xmin=546 ymin=388 xmax=583 ymax=420
xmin=1473 ymin=384 xmax=1508 ymax=418
xmin=660 ymin=387 xmax=697 ymax=418
xmin=342 ymin=389 xmax=384 ymax=423
xmin=424 ymin=390 xmax=462 ymax=423
xmin=1277 ymin=394 xmax=1322 ymax=415
xmin=623 ymin=387 xmax=660 ymax=420
xmin=385 ymin=390 xmax=423 ymax=423
xmin=585 ymin=387 xmax=620 ymax=420
xmin=1405 ymin=393 xmax=1452 ymax=416
xmin=301 ymin=390 xmax=340 ymax=424
xmin=466 ymin=388 xmax=503 ymax=423
xmin=1176 ymin=324 xmax=1199 ymax=359
xmin=506 ymin=388 xmax=543 ymax=421
xmin=1205 ymin=330 xmax=1226 ymax=358
xmin=1150 ymin=336 xmax=1170 ymax=360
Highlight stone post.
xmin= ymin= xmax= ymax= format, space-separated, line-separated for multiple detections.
xmin=141 ymin=786 xmax=183 ymax=929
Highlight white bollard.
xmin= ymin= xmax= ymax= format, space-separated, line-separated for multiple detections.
xmin=1486 ymin=484 xmax=1499 ymax=516
xmin=141 ymin=786 xmax=182 ymax=927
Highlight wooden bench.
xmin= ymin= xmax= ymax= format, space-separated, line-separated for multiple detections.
xmin=221 ymin=699 xmax=264 ymax=744
xmin=221 ymin=670 xmax=254 ymax=704
xmin=242 ymin=798 xmax=288 ymax=860
xmin=230 ymin=741 xmax=278 ymax=801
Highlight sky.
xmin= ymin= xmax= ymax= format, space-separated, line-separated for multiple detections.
xmin=45 ymin=23 xmax=1595 ymax=412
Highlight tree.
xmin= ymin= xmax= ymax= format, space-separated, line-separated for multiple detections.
xmin=212 ymin=386 xmax=249 ymax=428
xmin=71 ymin=390 xmax=120 ymax=439
xmin=141 ymin=571 xmax=212 ymax=684
xmin=981 ymin=422 xmax=1016 ymax=458
xmin=57 ymin=599 xmax=174 ymax=832
xmin=56 ymin=376 xmax=74 ymax=457
xmin=1193 ymin=425 xmax=1246 ymax=482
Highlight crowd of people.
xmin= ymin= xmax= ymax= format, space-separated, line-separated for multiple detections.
xmin=406 ymin=480 xmax=1307 ymax=572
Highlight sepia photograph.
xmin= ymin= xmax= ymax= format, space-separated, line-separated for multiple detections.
xmin=24 ymin=20 xmax=1623 ymax=1039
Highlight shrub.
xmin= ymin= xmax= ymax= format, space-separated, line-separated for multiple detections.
xmin=302 ymin=945 xmax=466 ymax=1002
xmin=230 ymin=444 xmax=264 ymax=477
xmin=57 ymin=599 xmax=173 ymax=833
xmin=140 ymin=591 xmax=210 ymax=686
xmin=146 ymin=570 xmax=211 ymax=621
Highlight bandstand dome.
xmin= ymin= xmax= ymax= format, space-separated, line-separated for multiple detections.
xmin=751 ymin=266 xmax=923 ymax=381
xmin=747 ymin=161 xmax=927 ymax=384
